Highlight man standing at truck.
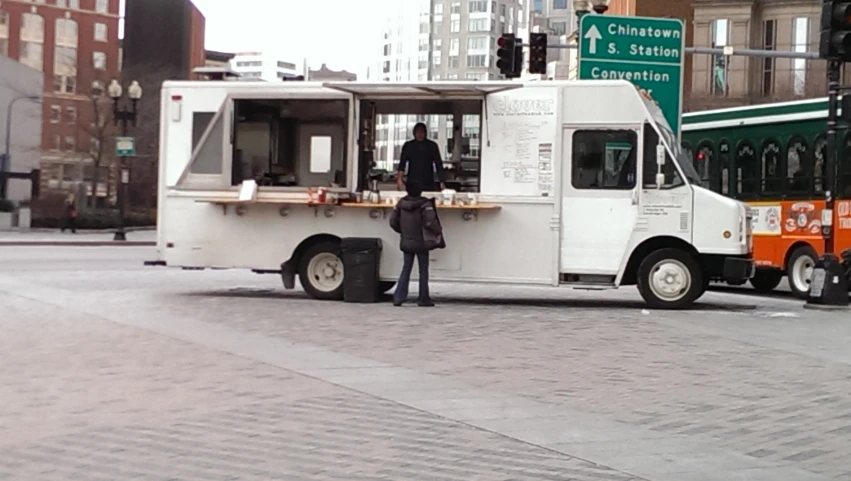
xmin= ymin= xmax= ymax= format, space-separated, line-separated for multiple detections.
xmin=396 ymin=122 xmax=446 ymax=192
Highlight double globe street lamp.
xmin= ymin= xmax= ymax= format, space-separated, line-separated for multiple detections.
xmin=573 ymin=0 xmax=611 ymax=17
xmin=98 ymin=79 xmax=143 ymax=241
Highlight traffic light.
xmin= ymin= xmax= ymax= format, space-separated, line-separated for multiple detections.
xmin=497 ymin=34 xmax=519 ymax=78
xmin=528 ymin=32 xmax=548 ymax=74
xmin=820 ymin=1 xmax=851 ymax=61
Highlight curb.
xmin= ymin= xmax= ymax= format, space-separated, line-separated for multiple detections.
xmin=0 ymin=241 xmax=156 ymax=247
xmin=803 ymin=304 xmax=851 ymax=311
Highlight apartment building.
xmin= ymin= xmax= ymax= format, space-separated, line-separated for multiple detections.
xmin=691 ymin=0 xmax=826 ymax=111
xmin=230 ymin=52 xmax=307 ymax=81
xmin=370 ymin=0 xmax=523 ymax=170
xmin=0 ymin=0 xmax=121 ymax=199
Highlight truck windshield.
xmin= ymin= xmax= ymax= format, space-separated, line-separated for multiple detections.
xmin=642 ymin=98 xmax=702 ymax=185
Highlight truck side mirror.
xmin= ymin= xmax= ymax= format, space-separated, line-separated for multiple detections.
xmin=656 ymin=144 xmax=666 ymax=166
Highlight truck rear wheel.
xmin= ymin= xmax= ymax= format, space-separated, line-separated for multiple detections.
xmin=749 ymin=270 xmax=783 ymax=293
xmin=637 ymin=248 xmax=703 ymax=310
xmin=786 ymin=246 xmax=817 ymax=299
xmin=298 ymin=241 xmax=344 ymax=300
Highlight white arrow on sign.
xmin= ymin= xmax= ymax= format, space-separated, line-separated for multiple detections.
xmin=584 ymin=24 xmax=603 ymax=54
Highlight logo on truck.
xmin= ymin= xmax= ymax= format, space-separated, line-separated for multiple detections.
xmin=491 ymin=98 xmax=555 ymax=116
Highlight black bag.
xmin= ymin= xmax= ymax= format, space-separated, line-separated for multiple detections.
xmin=424 ymin=199 xmax=446 ymax=250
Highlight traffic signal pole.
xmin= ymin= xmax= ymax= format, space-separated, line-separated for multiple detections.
xmin=804 ymin=0 xmax=850 ymax=308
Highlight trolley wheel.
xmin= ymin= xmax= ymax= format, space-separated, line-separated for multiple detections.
xmin=749 ymin=269 xmax=783 ymax=293
xmin=637 ymin=248 xmax=703 ymax=310
xmin=786 ymin=246 xmax=817 ymax=299
xmin=298 ymin=241 xmax=344 ymax=300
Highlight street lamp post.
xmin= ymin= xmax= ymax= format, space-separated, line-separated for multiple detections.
xmin=2 ymin=95 xmax=41 ymax=199
xmin=106 ymin=79 xmax=143 ymax=241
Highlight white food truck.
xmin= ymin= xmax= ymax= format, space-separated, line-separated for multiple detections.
xmin=150 ymin=79 xmax=753 ymax=309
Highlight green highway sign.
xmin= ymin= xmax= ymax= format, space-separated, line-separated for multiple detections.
xmin=115 ymin=136 xmax=136 ymax=157
xmin=578 ymin=15 xmax=685 ymax=138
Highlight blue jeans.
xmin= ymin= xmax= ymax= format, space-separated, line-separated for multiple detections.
xmin=394 ymin=251 xmax=430 ymax=304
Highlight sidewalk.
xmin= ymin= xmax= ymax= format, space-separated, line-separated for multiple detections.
xmin=0 ymin=228 xmax=156 ymax=246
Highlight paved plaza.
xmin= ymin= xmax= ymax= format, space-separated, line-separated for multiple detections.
xmin=1 ymin=246 xmax=850 ymax=480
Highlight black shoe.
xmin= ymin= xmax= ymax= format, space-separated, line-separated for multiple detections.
xmin=417 ymin=300 xmax=435 ymax=307
xmin=393 ymin=301 xmax=403 ymax=307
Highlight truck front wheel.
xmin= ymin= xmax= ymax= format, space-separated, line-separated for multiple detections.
xmin=637 ymin=248 xmax=703 ymax=310
xmin=298 ymin=241 xmax=345 ymax=300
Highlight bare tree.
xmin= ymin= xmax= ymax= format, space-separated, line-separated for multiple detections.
xmin=78 ymin=82 xmax=115 ymax=208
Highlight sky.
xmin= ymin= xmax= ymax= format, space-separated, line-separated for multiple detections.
xmin=121 ymin=0 xmax=391 ymax=79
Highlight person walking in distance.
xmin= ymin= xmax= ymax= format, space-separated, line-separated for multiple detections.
xmin=396 ymin=122 xmax=446 ymax=192
xmin=389 ymin=182 xmax=445 ymax=307
xmin=61 ymin=194 xmax=77 ymax=234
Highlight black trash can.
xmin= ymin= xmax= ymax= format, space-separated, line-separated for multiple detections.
xmin=341 ymin=237 xmax=383 ymax=303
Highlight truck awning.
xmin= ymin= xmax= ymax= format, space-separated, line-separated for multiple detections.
xmin=322 ymin=81 xmax=521 ymax=97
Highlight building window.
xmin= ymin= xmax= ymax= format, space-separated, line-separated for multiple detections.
xmin=433 ymin=53 xmax=441 ymax=66
xmin=56 ymin=0 xmax=67 ymax=7
xmin=551 ymin=21 xmax=567 ymax=36
xmin=467 ymin=36 xmax=488 ymax=51
xmin=277 ymin=61 xmax=296 ymax=70
xmin=95 ymin=0 xmax=108 ymax=13
xmin=469 ymin=1 xmax=487 ymax=13
xmin=94 ymin=23 xmax=107 ymax=41
xmin=93 ymin=51 xmax=106 ymax=70
xmin=468 ymin=19 xmax=488 ymax=32
xmin=711 ymin=19 xmax=729 ymax=96
xmin=433 ymin=3 xmax=443 ymax=15
xmin=432 ymin=38 xmax=441 ymax=52
xmin=432 ymin=21 xmax=442 ymax=34
xmin=50 ymin=105 xmax=61 ymax=123
xmin=533 ymin=0 xmax=543 ymax=13
xmin=65 ymin=106 xmax=77 ymax=124
xmin=553 ymin=0 xmax=567 ymax=8
xmin=19 ymin=13 xmax=45 ymax=71
xmin=467 ymin=54 xmax=487 ymax=68
xmin=0 ymin=10 xmax=7 ymax=26
xmin=762 ymin=20 xmax=775 ymax=96
xmin=449 ymin=37 xmax=460 ymax=54
xmin=466 ymin=72 xmax=487 ymax=80
xmin=450 ymin=19 xmax=460 ymax=32
xmin=62 ymin=164 xmax=80 ymax=182
xmin=450 ymin=2 xmax=461 ymax=14
xmin=69 ymin=0 xmax=79 ymax=8
xmin=448 ymin=55 xmax=460 ymax=68
xmin=792 ymin=17 xmax=809 ymax=96
xmin=64 ymin=136 xmax=76 ymax=152
xmin=383 ymin=43 xmax=391 ymax=56
xmin=54 ymin=74 xmax=76 ymax=94
xmin=52 ymin=135 xmax=62 ymax=151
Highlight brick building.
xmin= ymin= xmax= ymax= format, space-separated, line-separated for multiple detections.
xmin=0 ymin=0 xmax=121 ymax=203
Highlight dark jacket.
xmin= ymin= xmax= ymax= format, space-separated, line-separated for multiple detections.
xmin=390 ymin=196 xmax=444 ymax=253
xmin=398 ymin=125 xmax=445 ymax=190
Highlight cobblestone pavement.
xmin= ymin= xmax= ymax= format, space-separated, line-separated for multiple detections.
xmin=1 ymin=247 xmax=850 ymax=481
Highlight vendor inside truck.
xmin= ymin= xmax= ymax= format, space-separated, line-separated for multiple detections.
xmin=396 ymin=122 xmax=447 ymax=192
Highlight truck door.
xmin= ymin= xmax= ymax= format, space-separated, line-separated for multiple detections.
xmin=560 ymin=126 xmax=640 ymax=275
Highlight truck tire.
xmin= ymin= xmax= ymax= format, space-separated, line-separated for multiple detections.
xmin=749 ymin=269 xmax=783 ymax=293
xmin=298 ymin=241 xmax=344 ymax=300
xmin=786 ymin=246 xmax=817 ymax=299
xmin=637 ymin=248 xmax=703 ymax=310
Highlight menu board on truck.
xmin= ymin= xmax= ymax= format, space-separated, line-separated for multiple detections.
xmin=481 ymin=87 xmax=558 ymax=197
